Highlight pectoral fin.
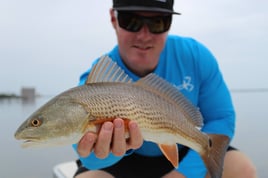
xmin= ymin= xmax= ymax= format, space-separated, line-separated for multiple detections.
xmin=158 ymin=144 xmax=179 ymax=168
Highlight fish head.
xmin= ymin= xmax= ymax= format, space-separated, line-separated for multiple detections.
xmin=14 ymin=96 xmax=90 ymax=148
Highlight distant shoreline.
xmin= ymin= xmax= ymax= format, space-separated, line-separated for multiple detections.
xmin=0 ymin=94 xmax=21 ymax=99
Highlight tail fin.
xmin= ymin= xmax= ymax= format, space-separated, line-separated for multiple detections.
xmin=201 ymin=134 xmax=230 ymax=178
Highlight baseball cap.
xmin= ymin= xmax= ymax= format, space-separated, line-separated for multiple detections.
xmin=113 ymin=0 xmax=180 ymax=15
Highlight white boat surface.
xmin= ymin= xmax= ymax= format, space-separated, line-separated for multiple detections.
xmin=53 ymin=161 xmax=77 ymax=178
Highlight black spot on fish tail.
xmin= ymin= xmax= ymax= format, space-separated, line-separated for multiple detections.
xmin=209 ymin=138 xmax=213 ymax=148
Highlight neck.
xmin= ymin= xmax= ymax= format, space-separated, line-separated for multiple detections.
xmin=121 ymin=59 xmax=157 ymax=77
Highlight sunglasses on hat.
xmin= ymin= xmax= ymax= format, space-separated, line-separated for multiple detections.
xmin=116 ymin=11 xmax=172 ymax=34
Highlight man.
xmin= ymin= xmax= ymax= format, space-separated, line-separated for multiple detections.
xmin=74 ymin=0 xmax=257 ymax=177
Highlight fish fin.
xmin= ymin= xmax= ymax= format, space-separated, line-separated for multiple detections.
xmin=135 ymin=74 xmax=203 ymax=127
xmin=158 ymin=144 xmax=179 ymax=168
xmin=86 ymin=55 xmax=133 ymax=84
xmin=201 ymin=134 xmax=230 ymax=178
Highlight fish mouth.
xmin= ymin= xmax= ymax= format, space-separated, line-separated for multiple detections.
xmin=23 ymin=139 xmax=38 ymax=143
xmin=19 ymin=138 xmax=42 ymax=148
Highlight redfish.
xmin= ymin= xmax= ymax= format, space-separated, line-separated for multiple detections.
xmin=15 ymin=56 xmax=229 ymax=178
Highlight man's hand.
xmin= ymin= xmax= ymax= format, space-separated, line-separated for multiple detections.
xmin=77 ymin=118 xmax=143 ymax=158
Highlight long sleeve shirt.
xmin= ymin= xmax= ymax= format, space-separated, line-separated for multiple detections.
xmin=73 ymin=35 xmax=235 ymax=178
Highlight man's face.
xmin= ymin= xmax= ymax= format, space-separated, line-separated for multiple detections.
xmin=110 ymin=10 xmax=170 ymax=76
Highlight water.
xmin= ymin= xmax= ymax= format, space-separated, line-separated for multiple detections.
xmin=0 ymin=97 xmax=77 ymax=178
xmin=0 ymin=92 xmax=267 ymax=178
xmin=231 ymin=91 xmax=268 ymax=178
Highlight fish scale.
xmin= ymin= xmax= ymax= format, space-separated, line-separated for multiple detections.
xmin=66 ymin=82 xmax=208 ymax=147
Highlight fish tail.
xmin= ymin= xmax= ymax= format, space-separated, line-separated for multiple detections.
xmin=201 ymin=134 xmax=230 ymax=178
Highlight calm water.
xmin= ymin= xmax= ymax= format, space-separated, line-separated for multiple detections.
xmin=0 ymin=97 xmax=77 ymax=178
xmin=0 ymin=92 xmax=267 ymax=178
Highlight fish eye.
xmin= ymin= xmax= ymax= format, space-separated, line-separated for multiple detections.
xmin=209 ymin=138 xmax=213 ymax=148
xmin=31 ymin=117 xmax=42 ymax=127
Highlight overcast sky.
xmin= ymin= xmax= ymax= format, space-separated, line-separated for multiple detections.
xmin=0 ymin=0 xmax=267 ymax=96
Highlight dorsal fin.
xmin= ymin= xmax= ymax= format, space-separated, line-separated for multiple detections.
xmin=135 ymin=73 xmax=203 ymax=127
xmin=86 ymin=55 xmax=133 ymax=84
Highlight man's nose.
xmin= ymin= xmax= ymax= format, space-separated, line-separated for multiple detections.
xmin=136 ymin=24 xmax=152 ymax=38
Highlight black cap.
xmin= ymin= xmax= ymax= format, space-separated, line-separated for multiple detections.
xmin=113 ymin=0 xmax=180 ymax=15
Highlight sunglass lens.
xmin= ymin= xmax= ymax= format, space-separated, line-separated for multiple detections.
xmin=117 ymin=12 xmax=172 ymax=34
xmin=148 ymin=16 xmax=172 ymax=33
xmin=118 ymin=13 xmax=143 ymax=32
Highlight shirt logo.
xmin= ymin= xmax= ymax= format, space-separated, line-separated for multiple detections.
xmin=176 ymin=76 xmax=194 ymax=92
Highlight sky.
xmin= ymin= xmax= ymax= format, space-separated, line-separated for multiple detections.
xmin=0 ymin=0 xmax=267 ymax=96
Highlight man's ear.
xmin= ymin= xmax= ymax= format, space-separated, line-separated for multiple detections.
xmin=110 ymin=9 xmax=117 ymax=29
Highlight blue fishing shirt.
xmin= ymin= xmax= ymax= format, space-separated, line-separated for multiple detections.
xmin=73 ymin=35 xmax=235 ymax=178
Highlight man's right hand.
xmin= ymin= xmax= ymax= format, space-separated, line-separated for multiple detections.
xmin=77 ymin=118 xmax=143 ymax=158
